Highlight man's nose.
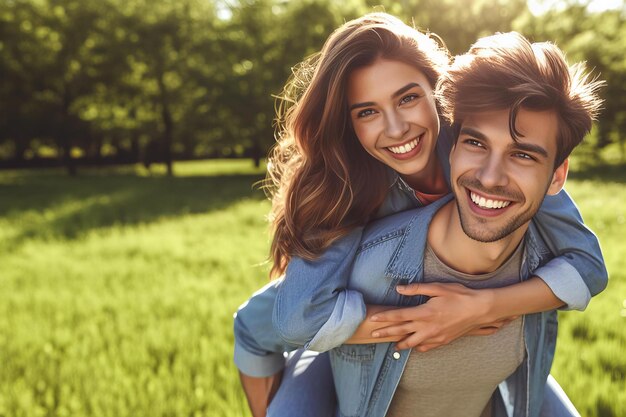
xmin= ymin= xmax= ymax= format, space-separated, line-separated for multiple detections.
xmin=476 ymin=156 xmax=509 ymax=189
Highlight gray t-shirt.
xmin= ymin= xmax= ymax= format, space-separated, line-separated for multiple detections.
xmin=386 ymin=243 xmax=525 ymax=417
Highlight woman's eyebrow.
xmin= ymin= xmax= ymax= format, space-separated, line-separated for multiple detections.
xmin=349 ymin=101 xmax=375 ymax=111
xmin=349 ymin=82 xmax=423 ymax=111
xmin=392 ymin=82 xmax=421 ymax=98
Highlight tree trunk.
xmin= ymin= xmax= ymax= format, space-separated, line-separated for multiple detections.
xmin=131 ymin=131 xmax=140 ymax=163
xmin=162 ymin=106 xmax=174 ymax=176
xmin=59 ymin=87 xmax=77 ymax=176
xmin=251 ymin=140 xmax=261 ymax=168
xmin=59 ymin=135 xmax=77 ymax=176
xmin=157 ymin=71 xmax=174 ymax=176
xmin=13 ymin=136 xmax=28 ymax=162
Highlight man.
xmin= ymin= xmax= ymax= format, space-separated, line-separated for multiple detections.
xmin=235 ymin=32 xmax=604 ymax=417
xmin=323 ymin=32 xmax=603 ymax=417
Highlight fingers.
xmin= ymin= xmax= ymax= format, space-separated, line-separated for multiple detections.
xmin=371 ymin=322 xmax=414 ymax=338
xmin=395 ymin=332 xmax=430 ymax=350
xmin=395 ymin=282 xmax=435 ymax=296
xmin=395 ymin=281 xmax=467 ymax=296
xmin=370 ymin=306 xmax=425 ymax=322
xmin=415 ymin=343 xmax=442 ymax=352
xmin=394 ymin=315 xmax=519 ymax=351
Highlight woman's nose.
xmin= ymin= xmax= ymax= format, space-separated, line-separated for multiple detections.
xmin=384 ymin=111 xmax=409 ymax=140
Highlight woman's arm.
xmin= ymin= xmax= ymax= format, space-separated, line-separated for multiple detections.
xmin=238 ymin=370 xmax=282 ymax=417
xmin=273 ymin=227 xmax=370 ymax=352
xmin=367 ymin=279 xmax=562 ymax=350
xmin=531 ymin=188 xmax=608 ymax=308
xmin=234 ymin=280 xmax=298 ymax=377
xmin=234 ymin=280 xmax=299 ymax=417
xmin=367 ymin=189 xmax=608 ymax=351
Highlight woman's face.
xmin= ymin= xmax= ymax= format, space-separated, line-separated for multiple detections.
xmin=347 ymin=58 xmax=440 ymax=182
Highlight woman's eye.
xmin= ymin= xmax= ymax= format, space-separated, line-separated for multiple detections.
xmin=357 ymin=109 xmax=376 ymax=118
xmin=400 ymin=94 xmax=419 ymax=105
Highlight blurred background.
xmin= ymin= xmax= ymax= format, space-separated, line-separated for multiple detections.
xmin=0 ymin=0 xmax=624 ymax=416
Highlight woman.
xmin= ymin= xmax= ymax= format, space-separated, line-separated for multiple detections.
xmin=234 ymin=12 xmax=605 ymax=417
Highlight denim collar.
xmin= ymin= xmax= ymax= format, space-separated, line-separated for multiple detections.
xmin=384 ymin=194 xmax=453 ymax=281
xmin=383 ymin=194 xmax=551 ymax=284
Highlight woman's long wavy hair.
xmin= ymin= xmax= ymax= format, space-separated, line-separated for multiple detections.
xmin=267 ymin=13 xmax=449 ymax=277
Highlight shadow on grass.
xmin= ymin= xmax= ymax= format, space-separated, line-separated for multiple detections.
xmin=2 ymin=162 xmax=623 ymax=245
xmin=0 ymin=169 xmax=267 ymax=243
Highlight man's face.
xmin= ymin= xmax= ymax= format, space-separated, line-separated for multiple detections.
xmin=449 ymin=108 xmax=567 ymax=242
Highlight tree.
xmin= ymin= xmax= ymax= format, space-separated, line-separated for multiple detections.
xmin=515 ymin=3 xmax=626 ymax=158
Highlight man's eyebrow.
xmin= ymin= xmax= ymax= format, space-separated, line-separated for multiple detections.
xmin=459 ymin=127 xmax=487 ymax=140
xmin=391 ymin=82 xmax=422 ymax=98
xmin=461 ymin=126 xmax=550 ymax=158
xmin=512 ymin=142 xmax=549 ymax=158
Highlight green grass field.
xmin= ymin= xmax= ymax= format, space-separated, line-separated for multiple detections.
xmin=0 ymin=159 xmax=624 ymax=417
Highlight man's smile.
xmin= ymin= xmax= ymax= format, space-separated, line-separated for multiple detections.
xmin=469 ymin=190 xmax=512 ymax=209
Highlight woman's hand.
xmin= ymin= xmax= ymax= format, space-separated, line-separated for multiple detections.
xmin=369 ymin=282 xmax=517 ymax=351
xmin=239 ymin=370 xmax=283 ymax=417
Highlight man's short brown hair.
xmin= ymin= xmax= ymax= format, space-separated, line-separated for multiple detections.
xmin=437 ymin=32 xmax=604 ymax=167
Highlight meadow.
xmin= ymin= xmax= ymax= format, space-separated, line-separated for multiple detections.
xmin=0 ymin=159 xmax=624 ymax=417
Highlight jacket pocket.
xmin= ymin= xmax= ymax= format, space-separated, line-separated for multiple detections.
xmin=330 ymin=344 xmax=375 ymax=417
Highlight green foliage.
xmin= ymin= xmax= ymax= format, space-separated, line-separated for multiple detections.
xmin=513 ymin=3 xmax=626 ymax=155
xmin=0 ymin=159 xmax=624 ymax=416
xmin=4 ymin=0 xmax=624 ymax=173
xmin=364 ymin=0 xmax=528 ymax=54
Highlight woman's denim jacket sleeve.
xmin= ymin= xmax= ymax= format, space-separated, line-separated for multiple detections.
xmin=233 ymin=279 xmax=300 ymax=377
xmin=533 ymin=190 xmax=608 ymax=309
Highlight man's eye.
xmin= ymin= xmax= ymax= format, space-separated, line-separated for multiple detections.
xmin=514 ymin=152 xmax=534 ymax=161
xmin=400 ymin=94 xmax=419 ymax=105
xmin=357 ymin=109 xmax=376 ymax=118
xmin=464 ymin=139 xmax=484 ymax=148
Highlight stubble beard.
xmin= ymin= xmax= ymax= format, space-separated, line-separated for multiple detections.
xmin=454 ymin=176 xmax=544 ymax=243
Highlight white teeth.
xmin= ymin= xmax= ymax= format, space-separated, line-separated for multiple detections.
xmin=387 ymin=136 xmax=420 ymax=154
xmin=470 ymin=192 xmax=511 ymax=209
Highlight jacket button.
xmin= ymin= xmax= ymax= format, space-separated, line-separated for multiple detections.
xmin=392 ymin=351 xmax=401 ymax=360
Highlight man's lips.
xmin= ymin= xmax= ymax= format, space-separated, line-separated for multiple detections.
xmin=464 ymin=187 xmax=519 ymax=218
xmin=469 ymin=190 xmax=512 ymax=209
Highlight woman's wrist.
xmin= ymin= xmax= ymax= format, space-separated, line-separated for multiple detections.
xmin=477 ymin=287 xmax=499 ymax=323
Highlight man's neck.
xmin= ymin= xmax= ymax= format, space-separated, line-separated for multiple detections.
xmin=427 ymin=200 xmax=528 ymax=275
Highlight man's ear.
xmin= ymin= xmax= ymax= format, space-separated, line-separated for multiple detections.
xmin=547 ymin=158 xmax=569 ymax=195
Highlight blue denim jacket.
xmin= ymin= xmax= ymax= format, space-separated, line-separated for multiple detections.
xmin=327 ymin=196 xmax=557 ymax=417
xmin=271 ymin=126 xmax=606 ymax=353
xmin=233 ymin=126 xmax=607 ymax=380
